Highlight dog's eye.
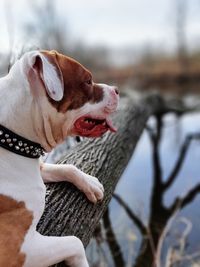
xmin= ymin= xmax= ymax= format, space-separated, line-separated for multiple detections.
xmin=85 ymin=79 xmax=92 ymax=85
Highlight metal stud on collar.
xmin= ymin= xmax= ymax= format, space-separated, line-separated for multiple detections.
xmin=0 ymin=125 xmax=45 ymax=159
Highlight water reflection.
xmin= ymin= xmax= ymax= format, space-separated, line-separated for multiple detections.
xmin=87 ymin=113 xmax=200 ymax=267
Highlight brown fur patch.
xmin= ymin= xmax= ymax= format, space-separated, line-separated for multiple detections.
xmin=40 ymin=50 xmax=104 ymax=112
xmin=0 ymin=195 xmax=33 ymax=267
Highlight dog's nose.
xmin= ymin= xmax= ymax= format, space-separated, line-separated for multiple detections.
xmin=114 ymin=87 xmax=119 ymax=95
xmin=112 ymin=86 xmax=119 ymax=96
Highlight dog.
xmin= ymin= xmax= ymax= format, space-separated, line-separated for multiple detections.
xmin=0 ymin=50 xmax=119 ymax=267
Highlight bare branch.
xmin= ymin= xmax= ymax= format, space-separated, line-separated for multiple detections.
xmin=113 ymin=194 xmax=147 ymax=235
xmin=164 ymin=133 xmax=200 ymax=190
xmin=103 ymin=208 xmax=125 ymax=267
xmin=146 ymin=115 xmax=164 ymax=187
xmin=170 ymin=183 xmax=200 ymax=212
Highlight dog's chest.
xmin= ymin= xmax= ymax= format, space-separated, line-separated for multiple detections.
xmin=0 ymin=150 xmax=46 ymax=224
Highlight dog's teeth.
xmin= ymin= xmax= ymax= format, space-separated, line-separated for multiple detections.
xmin=0 ymin=130 xmax=3 ymax=135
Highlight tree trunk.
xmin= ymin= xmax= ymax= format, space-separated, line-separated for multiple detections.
xmin=37 ymin=94 xmax=161 ymax=266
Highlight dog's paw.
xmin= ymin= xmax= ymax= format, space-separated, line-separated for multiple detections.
xmin=78 ymin=173 xmax=104 ymax=204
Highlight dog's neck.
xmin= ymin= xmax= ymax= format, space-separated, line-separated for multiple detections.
xmin=0 ymin=62 xmax=64 ymax=152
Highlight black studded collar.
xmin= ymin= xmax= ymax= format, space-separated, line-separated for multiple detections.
xmin=0 ymin=124 xmax=45 ymax=159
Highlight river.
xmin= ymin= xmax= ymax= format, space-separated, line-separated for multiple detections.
xmin=87 ymin=112 xmax=200 ymax=267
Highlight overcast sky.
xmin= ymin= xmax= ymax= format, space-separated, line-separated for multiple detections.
xmin=0 ymin=0 xmax=200 ymax=53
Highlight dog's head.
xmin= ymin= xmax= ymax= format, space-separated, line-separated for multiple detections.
xmin=19 ymin=50 xmax=119 ymax=147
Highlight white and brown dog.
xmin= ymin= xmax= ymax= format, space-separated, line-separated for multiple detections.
xmin=0 ymin=50 xmax=119 ymax=267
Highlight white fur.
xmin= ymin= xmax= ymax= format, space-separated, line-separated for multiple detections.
xmin=0 ymin=51 xmax=119 ymax=267
xmin=40 ymin=54 xmax=64 ymax=101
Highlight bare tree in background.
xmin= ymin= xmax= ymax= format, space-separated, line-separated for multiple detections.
xmin=23 ymin=0 xmax=111 ymax=73
xmin=24 ymin=0 xmax=68 ymax=53
xmin=175 ymin=0 xmax=189 ymax=72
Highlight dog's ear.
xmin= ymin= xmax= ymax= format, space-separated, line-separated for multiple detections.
xmin=30 ymin=51 xmax=64 ymax=101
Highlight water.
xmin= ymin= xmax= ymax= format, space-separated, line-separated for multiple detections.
xmin=87 ymin=112 xmax=200 ymax=267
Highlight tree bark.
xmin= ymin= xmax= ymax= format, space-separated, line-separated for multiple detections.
xmin=37 ymin=94 xmax=161 ymax=266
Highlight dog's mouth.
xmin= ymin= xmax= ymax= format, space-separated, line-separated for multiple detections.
xmin=73 ymin=116 xmax=117 ymax=137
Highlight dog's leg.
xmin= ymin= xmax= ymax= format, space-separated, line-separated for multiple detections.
xmin=40 ymin=162 xmax=104 ymax=203
xmin=23 ymin=232 xmax=89 ymax=267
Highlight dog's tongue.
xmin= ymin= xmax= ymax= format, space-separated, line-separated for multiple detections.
xmin=74 ymin=116 xmax=117 ymax=137
xmin=106 ymin=118 xmax=117 ymax=132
